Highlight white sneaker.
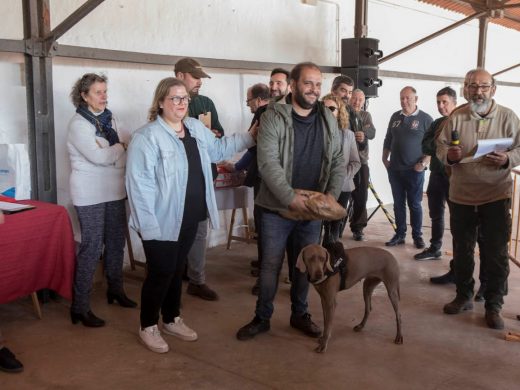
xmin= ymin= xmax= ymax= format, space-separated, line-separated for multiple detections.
xmin=139 ymin=325 xmax=169 ymax=353
xmin=163 ymin=317 xmax=198 ymax=341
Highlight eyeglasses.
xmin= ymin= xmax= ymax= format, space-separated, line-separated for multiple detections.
xmin=326 ymin=106 xmax=337 ymax=113
xmin=246 ymin=97 xmax=257 ymax=104
xmin=468 ymin=84 xmax=492 ymax=92
xmin=166 ymin=96 xmax=191 ymax=105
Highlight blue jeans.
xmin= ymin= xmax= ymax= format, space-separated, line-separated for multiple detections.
xmin=255 ymin=210 xmax=321 ymax=320
xmin=388 ymin=169 xmax=424 ymax=239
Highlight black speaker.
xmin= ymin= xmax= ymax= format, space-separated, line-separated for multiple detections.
xmin=341 ymin=38 xmax=382 ymax=68
xmin=341 ymin=67 xmax=382 ymax=98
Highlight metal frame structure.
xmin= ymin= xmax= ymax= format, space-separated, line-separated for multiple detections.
xmin=0 ymin=0 xmax=519 ymax=201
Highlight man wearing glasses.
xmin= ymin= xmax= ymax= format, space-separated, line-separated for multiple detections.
xmin=437 ymin=68 xmax=520 ymax=330
xmin=174 ymin=57 xmax=224 ymax=301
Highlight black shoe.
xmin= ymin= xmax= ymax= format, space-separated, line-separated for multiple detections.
xmin=70 ymin=310 xmax=105 ymax=327
xmin=0 ymin=347 xmax=23 ymax=373
xmin=485 ymin=310 xmax=504 ymax=330
xmin=290 ymin=313 xmax=322 ymax=338
xmin=251 ymin=278 xmax=260 ymax=296
xmin=187 ymin=283 xmax=219 ymax=301
xmin=474 ymin=283 xmax=487 ymax=302
xmin=250 ymin=260 xmax=260 ymax=268
xmin=414 ymin=247 xmax=441 ymax=261
xmin=353 ymin=231 xmax=364 ymax=241
xmin=430 ymin=270 xmax=455 ymax=285
xmin=413 ymin=237 xmax=425 ymax=249
xmin=236 ymin=316 xmax=270 ymax=340
xmin=107 ymin=292 xmax=138 ymax=308
xmin=385 ymin=235 xmax=405 ymax=247
xmin=443 ymin=296 xmax=473 ymax=314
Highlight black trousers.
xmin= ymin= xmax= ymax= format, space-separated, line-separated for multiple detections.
xmin=140 ymin=223 xmax=198 ymax=328
xmin=350 ymin=164 xmax=369 ymax=233
xmin=323 ymin=191 xmax=351 ymax=244
xmin=449 ymin=199 xmax=511 ymax=311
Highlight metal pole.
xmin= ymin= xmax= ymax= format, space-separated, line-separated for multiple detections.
xmin=23 ymin=0 xmax=57 ymax=202
xmin=493 ymin=62 xmax=520 ymax=77
xmin=477 ymin=16 xmax=489 ymax=68
xmin=354 ymin=0 xmax=368 ymax=38
xmin=380 ymin=11 xmax=486 ymax=64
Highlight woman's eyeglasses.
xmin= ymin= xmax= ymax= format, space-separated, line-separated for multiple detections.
xmin=166 ymin=96 xmax=191 ymax=105
xmin=326 ymin=106 xmax=337 ymax=113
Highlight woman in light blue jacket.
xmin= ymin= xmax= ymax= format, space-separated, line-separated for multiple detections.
xmin=126 ymin=77 xmax=255 ymax=353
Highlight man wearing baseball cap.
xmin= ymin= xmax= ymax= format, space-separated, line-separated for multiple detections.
xmin=174 ymin=57 xmax=225 ymax=301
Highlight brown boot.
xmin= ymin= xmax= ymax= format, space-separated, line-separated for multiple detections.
xmin=187 ymin=283 xmax=219 ymax=301
xmin=485 ymin=310 xmax=504 ymax=330
xmin=443 ymin=296 xmax=473 ymax=314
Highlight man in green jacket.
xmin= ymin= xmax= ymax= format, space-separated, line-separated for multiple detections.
xmin=236 ymin=62 xmax=345 ymax=340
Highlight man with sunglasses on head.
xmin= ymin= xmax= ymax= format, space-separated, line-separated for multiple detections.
xmin=331 ymin=77 xmax=369 ymax=241
xmin=174 ymin=57 xmax=224 ymax=301
xmin=437 ymin=68 xmax=520 ymax=330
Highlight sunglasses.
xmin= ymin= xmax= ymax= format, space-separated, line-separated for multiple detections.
xmin=326 ymin=106 xmax=337 ymax=113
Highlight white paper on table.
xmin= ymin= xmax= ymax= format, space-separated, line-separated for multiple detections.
xmin=0 ymin=200 xmax=35 ymax=214
xmin=473 ymin=138 xmax=513 ymax=159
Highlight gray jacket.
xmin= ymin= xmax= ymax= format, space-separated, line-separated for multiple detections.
xmin=255 ymin=97 xmax=345 ymax=212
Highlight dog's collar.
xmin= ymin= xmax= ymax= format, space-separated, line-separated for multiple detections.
xmin=311 ymin=256 xmax=345 ymax=285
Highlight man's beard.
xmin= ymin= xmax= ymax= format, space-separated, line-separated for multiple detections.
xmin=293 ymin=88 xmax=319 ymax=110
xmin=470 ymin=97 xmax=491 ymax=115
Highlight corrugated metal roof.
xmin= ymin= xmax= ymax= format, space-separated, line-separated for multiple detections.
xmin=419 ymin=0 xmax=520 ymax=32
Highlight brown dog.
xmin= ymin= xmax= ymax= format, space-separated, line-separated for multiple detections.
xmin=296 ymin=241 xmax=403 ymax=352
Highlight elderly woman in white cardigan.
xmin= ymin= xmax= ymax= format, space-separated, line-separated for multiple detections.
xmin=67 ymin=73 xmax=136 ymax=328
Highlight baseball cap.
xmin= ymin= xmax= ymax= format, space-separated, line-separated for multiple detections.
xmin=174 ymin=57 xmax=211 ymax=79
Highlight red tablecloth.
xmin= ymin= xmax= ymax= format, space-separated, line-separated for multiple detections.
xmin=0 ymin=197 xmax=75 ymax=303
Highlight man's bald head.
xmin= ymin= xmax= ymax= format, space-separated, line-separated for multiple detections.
xmin=467 ymin=68 xmax=496 ymax=115
xmin=400 ymin=86 xmax=418 ymax=115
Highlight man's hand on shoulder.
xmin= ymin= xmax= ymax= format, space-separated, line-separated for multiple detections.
xmin=211 ymin=129 xmax=222 ymax=138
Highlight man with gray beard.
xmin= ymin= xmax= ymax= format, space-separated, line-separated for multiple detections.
xmin=437 ymin=68 xmax=520 ymax=330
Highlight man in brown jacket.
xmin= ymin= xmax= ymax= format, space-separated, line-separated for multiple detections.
xmin=437 ymin=68 xmax=520 ymax=330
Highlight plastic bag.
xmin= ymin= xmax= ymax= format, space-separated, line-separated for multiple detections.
xmin=0 ymin=144 xmax=31 ymax=200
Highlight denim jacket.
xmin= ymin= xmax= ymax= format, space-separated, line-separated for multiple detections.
xmin=126 ymin=116 xmax=254 ymax=241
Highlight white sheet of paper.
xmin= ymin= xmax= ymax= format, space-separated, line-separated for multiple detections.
xmin=473 ymin=138 xmax=513 ymax=159
xmin=0 ymin=200 xmax=35 ymax=214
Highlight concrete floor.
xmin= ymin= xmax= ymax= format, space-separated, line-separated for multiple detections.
xmin=2 ymin=203 xmax=520 ymax=390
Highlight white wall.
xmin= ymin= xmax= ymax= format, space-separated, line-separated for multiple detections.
xmin=1 ymin=0 xmax=520 ymax=247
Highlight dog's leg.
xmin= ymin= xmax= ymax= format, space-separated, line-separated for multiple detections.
xmin=354 ymin=277 xmax=381 ymax=332
xmin=386 ymin=284 xmax=403 ymax=344
xmin=316 ymin=293 xmax=335 ymax=353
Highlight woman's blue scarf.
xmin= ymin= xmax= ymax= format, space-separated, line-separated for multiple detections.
xmin=76 ymin=105 xmax=120 ymax=146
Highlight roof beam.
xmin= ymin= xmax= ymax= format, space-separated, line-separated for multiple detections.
xmin=379 ymin=11 xmax=486 ymax=64
xmin=493 ymin=62 xmax=520 ymax=77
xmin=45 ymin=0 xmax=104 ymax=44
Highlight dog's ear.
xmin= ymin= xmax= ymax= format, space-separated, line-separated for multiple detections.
xmin=324 ymin=248 xmax=333 ymax=272
xmin=295 ymin=247 xmax=308 ymax=273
